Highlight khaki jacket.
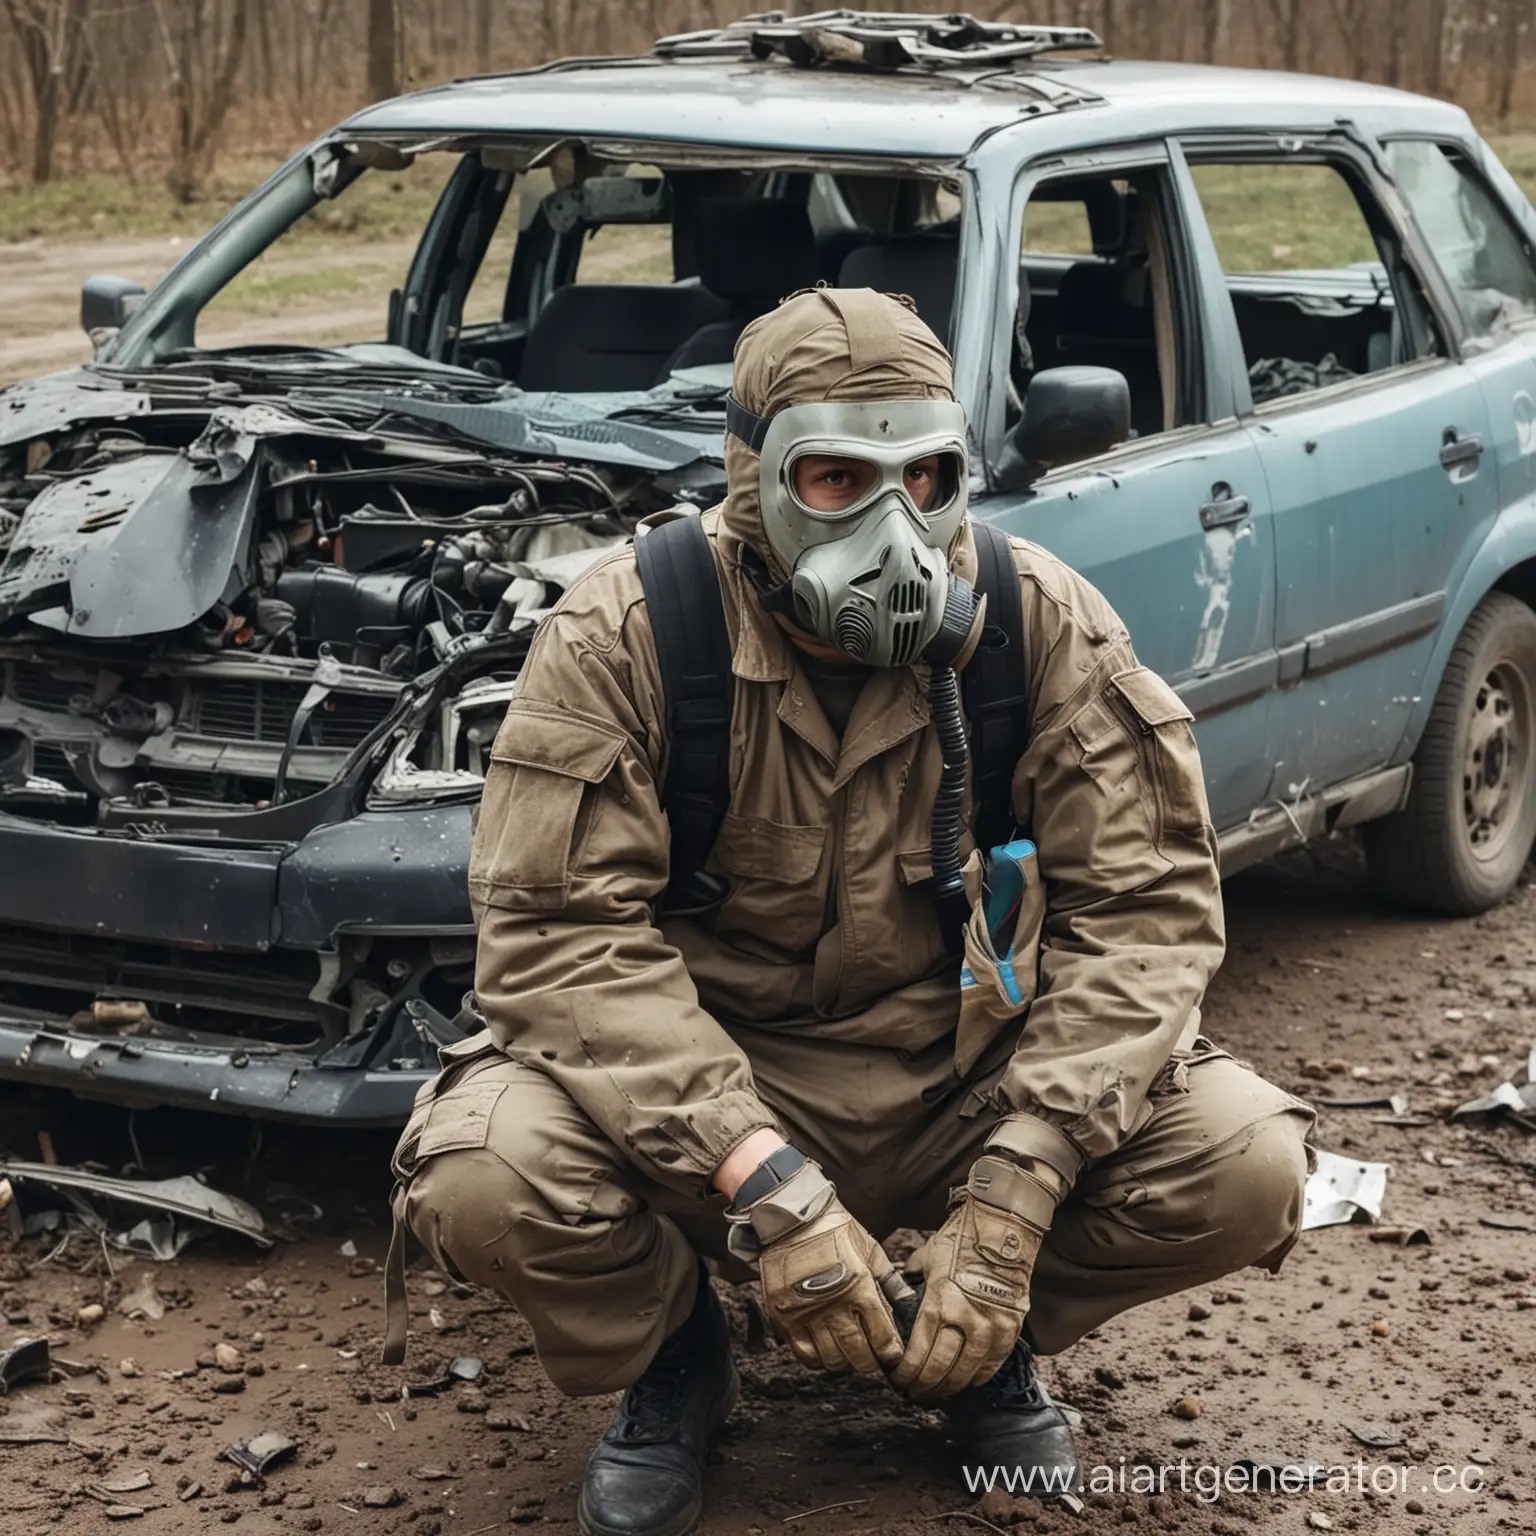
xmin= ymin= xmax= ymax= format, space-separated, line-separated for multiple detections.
xmin=469 ymin=506 xmax=1225 ymax=1202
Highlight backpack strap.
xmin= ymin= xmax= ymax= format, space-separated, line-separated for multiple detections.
xmin=963 ymin=521 xmax=1030 ymax=854
xmin=634 ymin=516 xmax=734 ymax=915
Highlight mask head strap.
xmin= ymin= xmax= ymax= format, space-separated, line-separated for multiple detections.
xmin=726 ymin=395 xmax=770 ymax=453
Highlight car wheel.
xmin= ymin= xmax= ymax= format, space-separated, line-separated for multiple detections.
xmin=1364 ymin=591 xmax=1536 ymax=915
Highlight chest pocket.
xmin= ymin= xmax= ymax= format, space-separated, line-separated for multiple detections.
xmin=709 ymin=811 xmax=829 ymax=954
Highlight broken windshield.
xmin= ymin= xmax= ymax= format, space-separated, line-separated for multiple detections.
xmin=102 ymin=138 xmax=965 ymax=422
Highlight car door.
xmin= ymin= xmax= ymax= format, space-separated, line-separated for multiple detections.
xmin=1178 ymin=132 xmax=1501 ymax=800
xmin=970 ymin=139 xmax=1278 ymax=831
xmin=1381 ymin=135 xmax=1536 ymax=605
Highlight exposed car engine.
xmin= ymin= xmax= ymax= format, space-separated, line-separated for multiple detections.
xmin=0 ymin=379 xmax=713 ymax=835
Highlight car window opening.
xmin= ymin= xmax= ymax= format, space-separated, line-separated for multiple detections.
xmin=1008 ymin=167 xmax=1186 ymax=460
xmin=1186 ymin=157 xmax=1446 ymax=405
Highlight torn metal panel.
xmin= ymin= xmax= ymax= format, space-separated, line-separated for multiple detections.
xmin=0 ymin=1337 xmax=51 ymax=1393
xmin=1452 ymin=1043 xmax=1536 ymax=1131
xmin=0 ymin=1160 xmax=272 ymax=1247
xmin=1302 ymin=1148 xmax=1390 ymax=1230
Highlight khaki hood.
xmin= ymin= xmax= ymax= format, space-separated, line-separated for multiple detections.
xmin=720 ymin=287 xmax=958 ymax=579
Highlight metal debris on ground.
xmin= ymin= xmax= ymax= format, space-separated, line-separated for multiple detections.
xmin=1302 ymin=1149 xmax=1390 ymax=1230
xmin=0 ymin=1160 xmax=271 ymax=1256
xmin=222 ymin=1430 xmax=297 ymax=1485
xmin=1314 ymin=1092 xmax=1410 ymax=1114
xmin=0 ymin=1337 xmax=51 ymax=1392
xmin=1452 ymin=1043 xmax=1536 ymax=1132
xmin=118 ymin=1272 xmax=166 ymax=1321
xmin=1480 ymin=1212 xmax=1536 ymax=1232
xmin=1367 ymin=1224 xmax=1429 ymax=1245
xmin=404 ymin=1355 xmax=484 ymax=1396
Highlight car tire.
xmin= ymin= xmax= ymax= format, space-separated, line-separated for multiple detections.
xmin=1364 ymin=591 xmax=1536 ymax=915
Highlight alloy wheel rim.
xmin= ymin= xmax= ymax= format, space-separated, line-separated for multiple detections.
xmin=1463 ymin=659 xmax=1531 ymax=862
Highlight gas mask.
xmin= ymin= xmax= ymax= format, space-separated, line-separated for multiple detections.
xmin=728 ymin=396 xmax=979 ymax=668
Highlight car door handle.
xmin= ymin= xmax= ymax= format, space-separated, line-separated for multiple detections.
xmin=1439 ymin=430 xmax=1484 ymax=473
xmin=1199 ymin=484 xmax=1251 ymax=530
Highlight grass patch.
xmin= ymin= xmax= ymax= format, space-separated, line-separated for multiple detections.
xmin=0 ymin=153 xmax=450 ymax=247
xmin=206 ymin=261 xmax=395 ymax=317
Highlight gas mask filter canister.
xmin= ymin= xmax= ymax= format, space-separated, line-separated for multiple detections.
xmin=729 ymin=396 xmax=979 ymax=668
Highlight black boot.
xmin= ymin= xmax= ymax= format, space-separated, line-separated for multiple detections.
xmin=577 ymin=1269 xmax=739 ymax=1536
xmin=946 ymin=1336 xmax=1080 ymax=1500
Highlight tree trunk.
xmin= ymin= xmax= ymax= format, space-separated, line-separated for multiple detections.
xmin=1202 ymin=0 xmax=1230 ymax=63
xmin=367 ymin=0 xmax=401 ymax=100
xmin=1496 ymin=0 xmax=1528 ymax=122
xmin=1425 ymin=0 xmax=1451 ymax=93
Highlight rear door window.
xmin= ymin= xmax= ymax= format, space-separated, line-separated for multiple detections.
xmin=1383 ymin=139 xmax=1536 ymax=338
xmin=1186 ymin=158 xmax=1441 ymax=404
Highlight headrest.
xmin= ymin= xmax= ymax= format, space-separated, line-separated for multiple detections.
xmin=1054 ymin=261 xmax=1152 ymax=341
xmin=694 ymin=197 xmax=819 ymax=307
xmin=837 ymin=235 xmax=958 ymax=342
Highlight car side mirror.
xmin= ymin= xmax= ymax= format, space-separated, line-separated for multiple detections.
xmin=81 ymin=275 xmax=147 ymax=337
xmin=995 ymin=366 xmax=1132 ymax=492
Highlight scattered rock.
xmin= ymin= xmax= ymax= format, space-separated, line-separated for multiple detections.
xmin=214 ymin=1343 xmax=244 ymax=1374
xmin=362 ymin=1486 xmax=402 ymax=1509
xmin=1370 ymin=1321 xmax=1390 ymax=1338
xmin=1187 ymin=1302 xmax=1212 ymax=1322
xmin=119 ymin=1358 xmax=142 ymax=1378
xmin=211 ymin=1376 xmax=246 ymax=1395
xmin=77 ymin=1303 xmax=105 ymax=1327
xmin=1172 ymin=1398 xmax=1202 ymax=1420
xmin=485 ymin=1411 xmax=532 ymax=1432
xmin=1308 ymin=1515 xmax=1334 ymax=1531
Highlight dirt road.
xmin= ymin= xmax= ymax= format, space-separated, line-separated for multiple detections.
xmin=1 ymin=845 xmax=1533 ymax=1536
xmin=0 ymin=234 xmax=415 ymax=384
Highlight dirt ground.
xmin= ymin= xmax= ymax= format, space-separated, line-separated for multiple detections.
xmin=0 ymin=235 xmax=416 ymax=384
xmin=1 ymin=843 xmax=1534 ymax=1536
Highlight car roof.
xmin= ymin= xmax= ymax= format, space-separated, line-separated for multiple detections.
xmin=342 ymin=55 xmax=1473 ymax=159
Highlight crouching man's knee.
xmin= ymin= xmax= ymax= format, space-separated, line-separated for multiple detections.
xmin=1214 ymin=1109 xmax=1312 ymax=1273
xmin=389 ymin=1062 xmax=701 ymax=1395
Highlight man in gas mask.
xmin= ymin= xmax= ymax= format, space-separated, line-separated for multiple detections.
xmin=388 ymin=288 xmax=1312 ymax=1536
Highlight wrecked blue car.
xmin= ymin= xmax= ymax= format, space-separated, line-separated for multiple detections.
xmin=1 ymin=14 xmax=1533 ymax=1124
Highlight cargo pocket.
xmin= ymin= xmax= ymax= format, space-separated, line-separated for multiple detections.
xmin=710 ymin=811 xmax=828 ymax=953
xmin=469 ymin=703 xmax=626 ymax=913
xmin=382 ymin=1031 xmax=503 ymax=1366
xmin=955 ymin=839 xmax=1045 ymax=1078
xmin=390 ymin=1033 xmax=505 ymax=1184
xmin=1107 ymin=666 xmax=1208 ymax=834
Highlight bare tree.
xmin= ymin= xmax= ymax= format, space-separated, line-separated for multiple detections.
xmin=367 ymin=0 xmax=402 ymax=99
xmin=1201 ymin=0 xmax=1230 ymax=62
xmin=151 ymin=0 xmax=251 ymax=201
xmin=1496 ymin=0 xmax=1531 ymax=121
xmin=3 ymin=0 xmax=92 ymax=183
xmin=1260 ymin=0 xmax=1302 ymax=69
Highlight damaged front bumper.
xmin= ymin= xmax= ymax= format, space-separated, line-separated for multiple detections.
xmin=0 ymin=802 xmax=479 ymax=1125
xmin=0 ymin=1018 xmax=429 ymax=1125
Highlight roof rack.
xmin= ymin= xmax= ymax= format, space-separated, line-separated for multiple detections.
xmin=652 ymin=11 xmax=1103 ymax=71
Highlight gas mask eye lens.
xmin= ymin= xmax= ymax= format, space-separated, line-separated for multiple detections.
xmin=914 ymin=450 xmax=964 ymax=520
xmin=788 ymin=453 xmax=882 ymax=518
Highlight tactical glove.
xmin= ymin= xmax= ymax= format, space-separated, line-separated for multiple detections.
xmin=730 ymin=1159 xmax=903 ymax=1376
xmin=890 ymin=1154 xmax=1054 ymax=1401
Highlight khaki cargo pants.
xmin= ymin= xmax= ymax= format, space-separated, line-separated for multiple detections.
xmin=388 ymin=1027 xmax=1312 ymax=1396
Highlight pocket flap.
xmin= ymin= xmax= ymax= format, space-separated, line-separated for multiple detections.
xmin=897 ymin=847 xmax=932 ymax=885
xmin=711 ymin=812 xmax=826 ymax=884
xmin=491 ymin=704 xmax=626 ymax=783
xmin=416 ymin=1081 xmax=507 ymax=1159
xmin=1111 ymin=666 xmax=1194 ymax=729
